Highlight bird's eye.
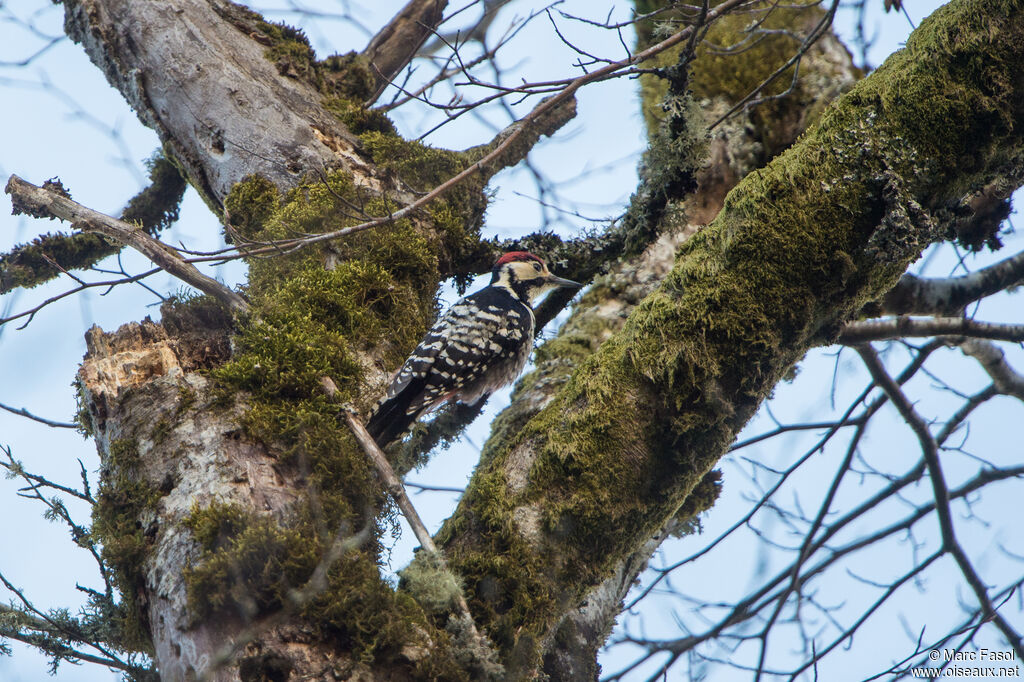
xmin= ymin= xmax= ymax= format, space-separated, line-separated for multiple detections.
xmin=532 ymin=262 xmax=542 ymax=272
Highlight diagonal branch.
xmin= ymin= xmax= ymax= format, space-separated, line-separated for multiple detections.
xmin=957 ymin=338 xmax=1024 ymax=399
xmin=437 ymin=0 xmax=1024 ymax=665
xmin=363 ymin=0 xmax=449 ymax=104
xmin=0 ymin=401 xmax=77 ymax=429
xmin=321 ymin=377 xmax=493 ymax=656
xmin=181 ymin=91 xmax=578 ymax=263
xmin=0 ymin=153 xmax=185 ymax=295
xmin=5 ymin=175 xmax=249 ymax=313
xmin=181 ymin=0 xmax=754 ymax=264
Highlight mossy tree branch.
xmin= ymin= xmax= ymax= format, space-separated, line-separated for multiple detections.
xmin=437 ymin=0 xmax=1024 ymax=671
xmin=406 ymin=9 xmax=864 ymax=672
xmin=0 ymin=153 xmax=184 ymax=294
xmin=6 ymin=175 xmax=249 ymax=312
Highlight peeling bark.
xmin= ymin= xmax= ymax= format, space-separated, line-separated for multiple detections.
xmin=79 ymin=322 xmax=315 ymax=679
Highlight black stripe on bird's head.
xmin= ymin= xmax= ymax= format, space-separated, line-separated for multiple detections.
xmin=491 ymin=251 xmax=581 ymax=304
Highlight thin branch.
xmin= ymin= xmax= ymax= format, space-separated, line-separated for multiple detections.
xmin=0 ymin=401 xmax=77 ymax=429
xmin=377 ymin=4 xmax=536 ymax=113
xmin=5 ymin=175 xmax=248 ymax=313
xmin=0 ymin=576 xmax=135 ymax=673
xmin=406 ymin=480 xmax=466 ymax=494
xmin=0 ymin=267 xmax=161 ymax=330
xmin=179 ymin=89 xmax=577 ymax=263
xmin=178 ymin=0 xmax=756 ymax=264
xmin=606 ymin=463 xmax=1024 ymax=681
xmin=881 ymin=248 xmax=1024 ymax=315
xmin=341 ymin=401 xmax=443 ymax=555
xmin=856 ymin=345 xmax=1024 ymax=660
xmin=839 ymin=316 xmax=1024 ymax=344
xmin=627 ymin=341 xmax=944 ymax=611
xmin=706 ymin=0 xmax=840 ymax=130
xmin=321 ymin=376 xmax=493 ymax=657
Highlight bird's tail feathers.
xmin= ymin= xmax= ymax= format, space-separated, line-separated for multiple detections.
xmin=365 ymin=388 xmax=420 ymax=448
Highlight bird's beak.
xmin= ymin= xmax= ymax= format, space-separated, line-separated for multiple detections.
xmin=546 ymin=274 xmax=582 ymax=289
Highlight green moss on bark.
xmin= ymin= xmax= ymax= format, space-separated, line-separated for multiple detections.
xmin=182 ymin=501 xmax=472 ymax=678
xmin=440 ymin=0 xmax=1024 ymax=667
xmin=90 ymin=438 xmax=164 ymax=654
xmin=637 ymin=1 xmax=857 ymax=157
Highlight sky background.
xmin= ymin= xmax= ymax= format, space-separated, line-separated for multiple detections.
xmin=1 ymin=1 xmax=1021 ymax=680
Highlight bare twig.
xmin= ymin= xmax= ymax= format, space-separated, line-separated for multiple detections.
xmin=177 ymin=0 xmax=755 ymax=264
xmin=706 ymin=0 xmax=840 ymax=130
xmin=341 ymin=401 xmax=442 ymax=555
xmin=0 ymin=401 xmax=77 ymax=429
xmin=0 ymin=576 xmax=136 ymax=673
xmin=406 ymin=480 xmax=466 ymax=494
xmin=378 ymin=4 xmax=535 ymax=113
xmin=0 ymin=267 xmax=161 ymax=330
xmin=856 ymin=345 xmax=1024 ymax=660
xmin=1 ymin=448 xmax=95 ymax=505
xmin=321 ymin=376 xmax=489 ymax=650
xmin=627 ymin=341 xmax=944 ymax=611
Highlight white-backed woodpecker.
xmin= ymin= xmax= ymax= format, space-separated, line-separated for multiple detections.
xmin=365 ymin=251 xmax=580 ymax=447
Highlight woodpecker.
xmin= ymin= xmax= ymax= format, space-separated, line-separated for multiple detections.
xmin=365 ymin=251 xmax=581 ymax=447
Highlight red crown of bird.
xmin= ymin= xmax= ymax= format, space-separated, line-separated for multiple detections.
xmin=494 ymin=251 xmax=544 ymax=267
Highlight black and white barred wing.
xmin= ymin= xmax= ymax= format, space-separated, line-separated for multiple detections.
xmin=382 ymin=314 xmax=450 ymax=401
xmin=408 ymin=288 xmax=534 ymax=413
xmin=363 ymin=314 xmax=450 ymax=446
xmin=365 ymin=288 xmax=533 ymax=447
